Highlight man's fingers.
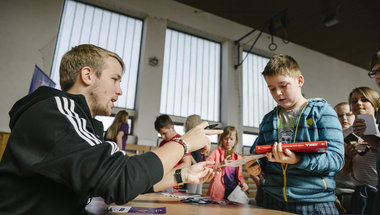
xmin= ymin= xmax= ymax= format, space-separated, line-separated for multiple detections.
xmin=198 ymin=121 xmax=222 ymax=135
xmin=205 ymin=171 xmax=215 ymax=182
xmin=204 ymin=129 xmax=223 ymax=135
xmin=198 ymin=121 xmax=209 ymax=129
xmin=202 ymin=161 xmax=215 ymax=166
xmin=201 ymin=142 xmax=211 ymax=155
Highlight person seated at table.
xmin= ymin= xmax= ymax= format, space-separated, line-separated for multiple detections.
xmin=184 ymin=114 xmax=204 ymax=195
xmin=104 ymin=110 xmax=129 ymax=150
xmin=0 ymin=44 xmax=220 ymax=215
xmin=154 ymin=114 xmax=191 ymax=191
xmin=155 ymin=114 xmax=191 ymax=170
xmin=206 ymin=126 xmax=249 ymax=200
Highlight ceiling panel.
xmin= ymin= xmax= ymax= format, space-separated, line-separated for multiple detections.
xmin=174 ymin=0 xmax=380 ymax=70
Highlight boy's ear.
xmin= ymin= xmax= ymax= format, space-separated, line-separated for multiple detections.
xmin=297 ymin=75 xmax=304 ymax=87
xmin=79 ymin=66 xmax=95 ymax=86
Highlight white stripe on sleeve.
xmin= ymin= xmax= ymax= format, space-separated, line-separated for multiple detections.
xmin=55 ymin=96 xmax=97 ymax=146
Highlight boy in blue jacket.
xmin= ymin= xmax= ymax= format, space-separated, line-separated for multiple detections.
xmin=248 ymin=54 xmax=344 ymax=215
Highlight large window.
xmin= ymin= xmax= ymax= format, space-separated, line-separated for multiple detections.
xmin=51 ymin=0 xmax=143 ymax=109
xmin=160 ymin=29 xmax=221 ymax=122
xmin=242 ymin=52 xmax=276 ymax=128
xmin=242 ymin=133 xmax=257 ymax=149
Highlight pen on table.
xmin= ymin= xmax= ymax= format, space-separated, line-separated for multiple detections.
xmin=205 ymin=124 xmax=219 ymax=129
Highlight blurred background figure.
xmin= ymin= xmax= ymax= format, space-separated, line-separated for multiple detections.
xmin=184 ymin=114 xmax=204 ymax=194
xmin=342 ymin=87 xmax=379 ymax=215
xmin=335 ymin=102 xmax=355 ymax=131
xmin=333 ymin=102 xmax=355 ymax=213
xmin=154 ymin=114 xmax=191 ymax=192
xmin=104 ymin=110 xmax=129 ymax=150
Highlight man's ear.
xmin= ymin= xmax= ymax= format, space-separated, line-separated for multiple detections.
xmin=297 ymin=75 xmax=304 ymax=87
xmin=79 ymin=66 xmax=95 ymax=86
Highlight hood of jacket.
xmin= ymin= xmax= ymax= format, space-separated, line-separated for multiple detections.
xmin=8 ymin=86 xmax=91 ymax=130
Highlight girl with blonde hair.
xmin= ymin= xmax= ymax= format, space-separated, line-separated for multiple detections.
xmin=344 ymin=87 xmax=379 ymax=214
xmin=104 ymin=110 xmax=129 ymax=150
xmin=206 ymin=126 xmax=248 ymax=200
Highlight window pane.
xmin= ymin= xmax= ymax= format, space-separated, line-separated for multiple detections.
xmin=242 ymin=133 xmax=258 ymax=147
xmin=51 ymin=0 xmax=142 ymax=109
xmin=242 ymin=52 xmax=276 ymax=127
xmin=160 ymin=29 xmax=221 ymax=121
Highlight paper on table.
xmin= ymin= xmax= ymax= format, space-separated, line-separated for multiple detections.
xmin=227 ymin=185 xmax=249 ymax=204
xmin=219 ymin=154 xmax=265 ymax=167
xmin=104 ymin=206 xmax=131 ymax=213
xmin=357 ymin=114 xmax=378 ymax=135
xmin=104 ymin=206 xmax=166 ymax=214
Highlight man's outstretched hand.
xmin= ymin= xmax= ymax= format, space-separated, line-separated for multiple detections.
xmin=182 ymin=161 xmax=216 ymax=184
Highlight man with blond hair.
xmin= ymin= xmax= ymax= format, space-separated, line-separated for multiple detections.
xmin=0 ymin=44 xmax=220 ymax=214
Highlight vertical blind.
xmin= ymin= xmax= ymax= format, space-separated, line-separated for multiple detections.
xmin=242 ymin=52 xmax=276 ymax=128
xmin=50 ymin=0 xmax=143 ymax=109
xmin=160 ymin=29 xmax=221 ymax=122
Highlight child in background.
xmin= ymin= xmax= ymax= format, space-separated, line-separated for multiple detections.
xmin=343 ymin=87 xmax=379 ymax=214
xmin=104 ymin=110 xmax=129 ymax=150
xmin=184 ymin=114 xmax=204 ymax=195
xmin=154 ymin=114 xmax=191 ymax=170
xmin=206 ymin=126 xmax=248 ymax=200
xmin=335 ymin=102 xmax=355 ymax=131
xmin=249 ymin=54 xmax=344 ymax=215
xmin=333 ymin=102 xmax=355 ymax=213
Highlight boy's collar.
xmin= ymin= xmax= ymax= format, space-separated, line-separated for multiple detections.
xmin=279 ymin=97 xmax=308 ymax=111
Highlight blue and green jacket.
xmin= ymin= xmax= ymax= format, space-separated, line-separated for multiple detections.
xmin=250 ymin=98 xmax=344 ymax=203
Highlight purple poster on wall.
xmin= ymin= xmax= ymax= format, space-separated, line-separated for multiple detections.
xmin=28 ymin=65 xmax=56 ymax=94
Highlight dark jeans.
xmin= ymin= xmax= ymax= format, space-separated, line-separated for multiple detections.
xmin=350 ymin=185 xmax=377 ymax=215
xmin=263 ymin=192 xmax=339 ymax=215
xmin=371 ymin=190 xmax=380 ymax=215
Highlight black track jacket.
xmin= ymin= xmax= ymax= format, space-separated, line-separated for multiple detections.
xmin=0 ymin=87 xmax=163 ymax=215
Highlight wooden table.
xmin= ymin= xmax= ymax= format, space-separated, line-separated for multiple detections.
xmin=87 ymin=193 xmax=295 ymax=215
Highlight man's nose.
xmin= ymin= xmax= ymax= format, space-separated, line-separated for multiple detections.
xmin=116 ymin=84 xmax=122 ymax=96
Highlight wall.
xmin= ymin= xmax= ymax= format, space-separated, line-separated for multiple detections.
xmin=0 ymin=0 xmax=64 ymax=132
xmin=0 ymin=0 xmax=377 ymax=150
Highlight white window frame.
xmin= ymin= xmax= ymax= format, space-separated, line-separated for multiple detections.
xmin=50 ymin=0 xmax=143 ymax=111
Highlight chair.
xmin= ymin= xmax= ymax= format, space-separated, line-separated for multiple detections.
xmin=124 ymin=144 xmax=153 ymax=156
xmin=0 ymin=132 xmax=10 ymax=161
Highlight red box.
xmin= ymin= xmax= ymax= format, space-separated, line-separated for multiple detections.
xmin=255 ymin=141 xmax=328 ymax=154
